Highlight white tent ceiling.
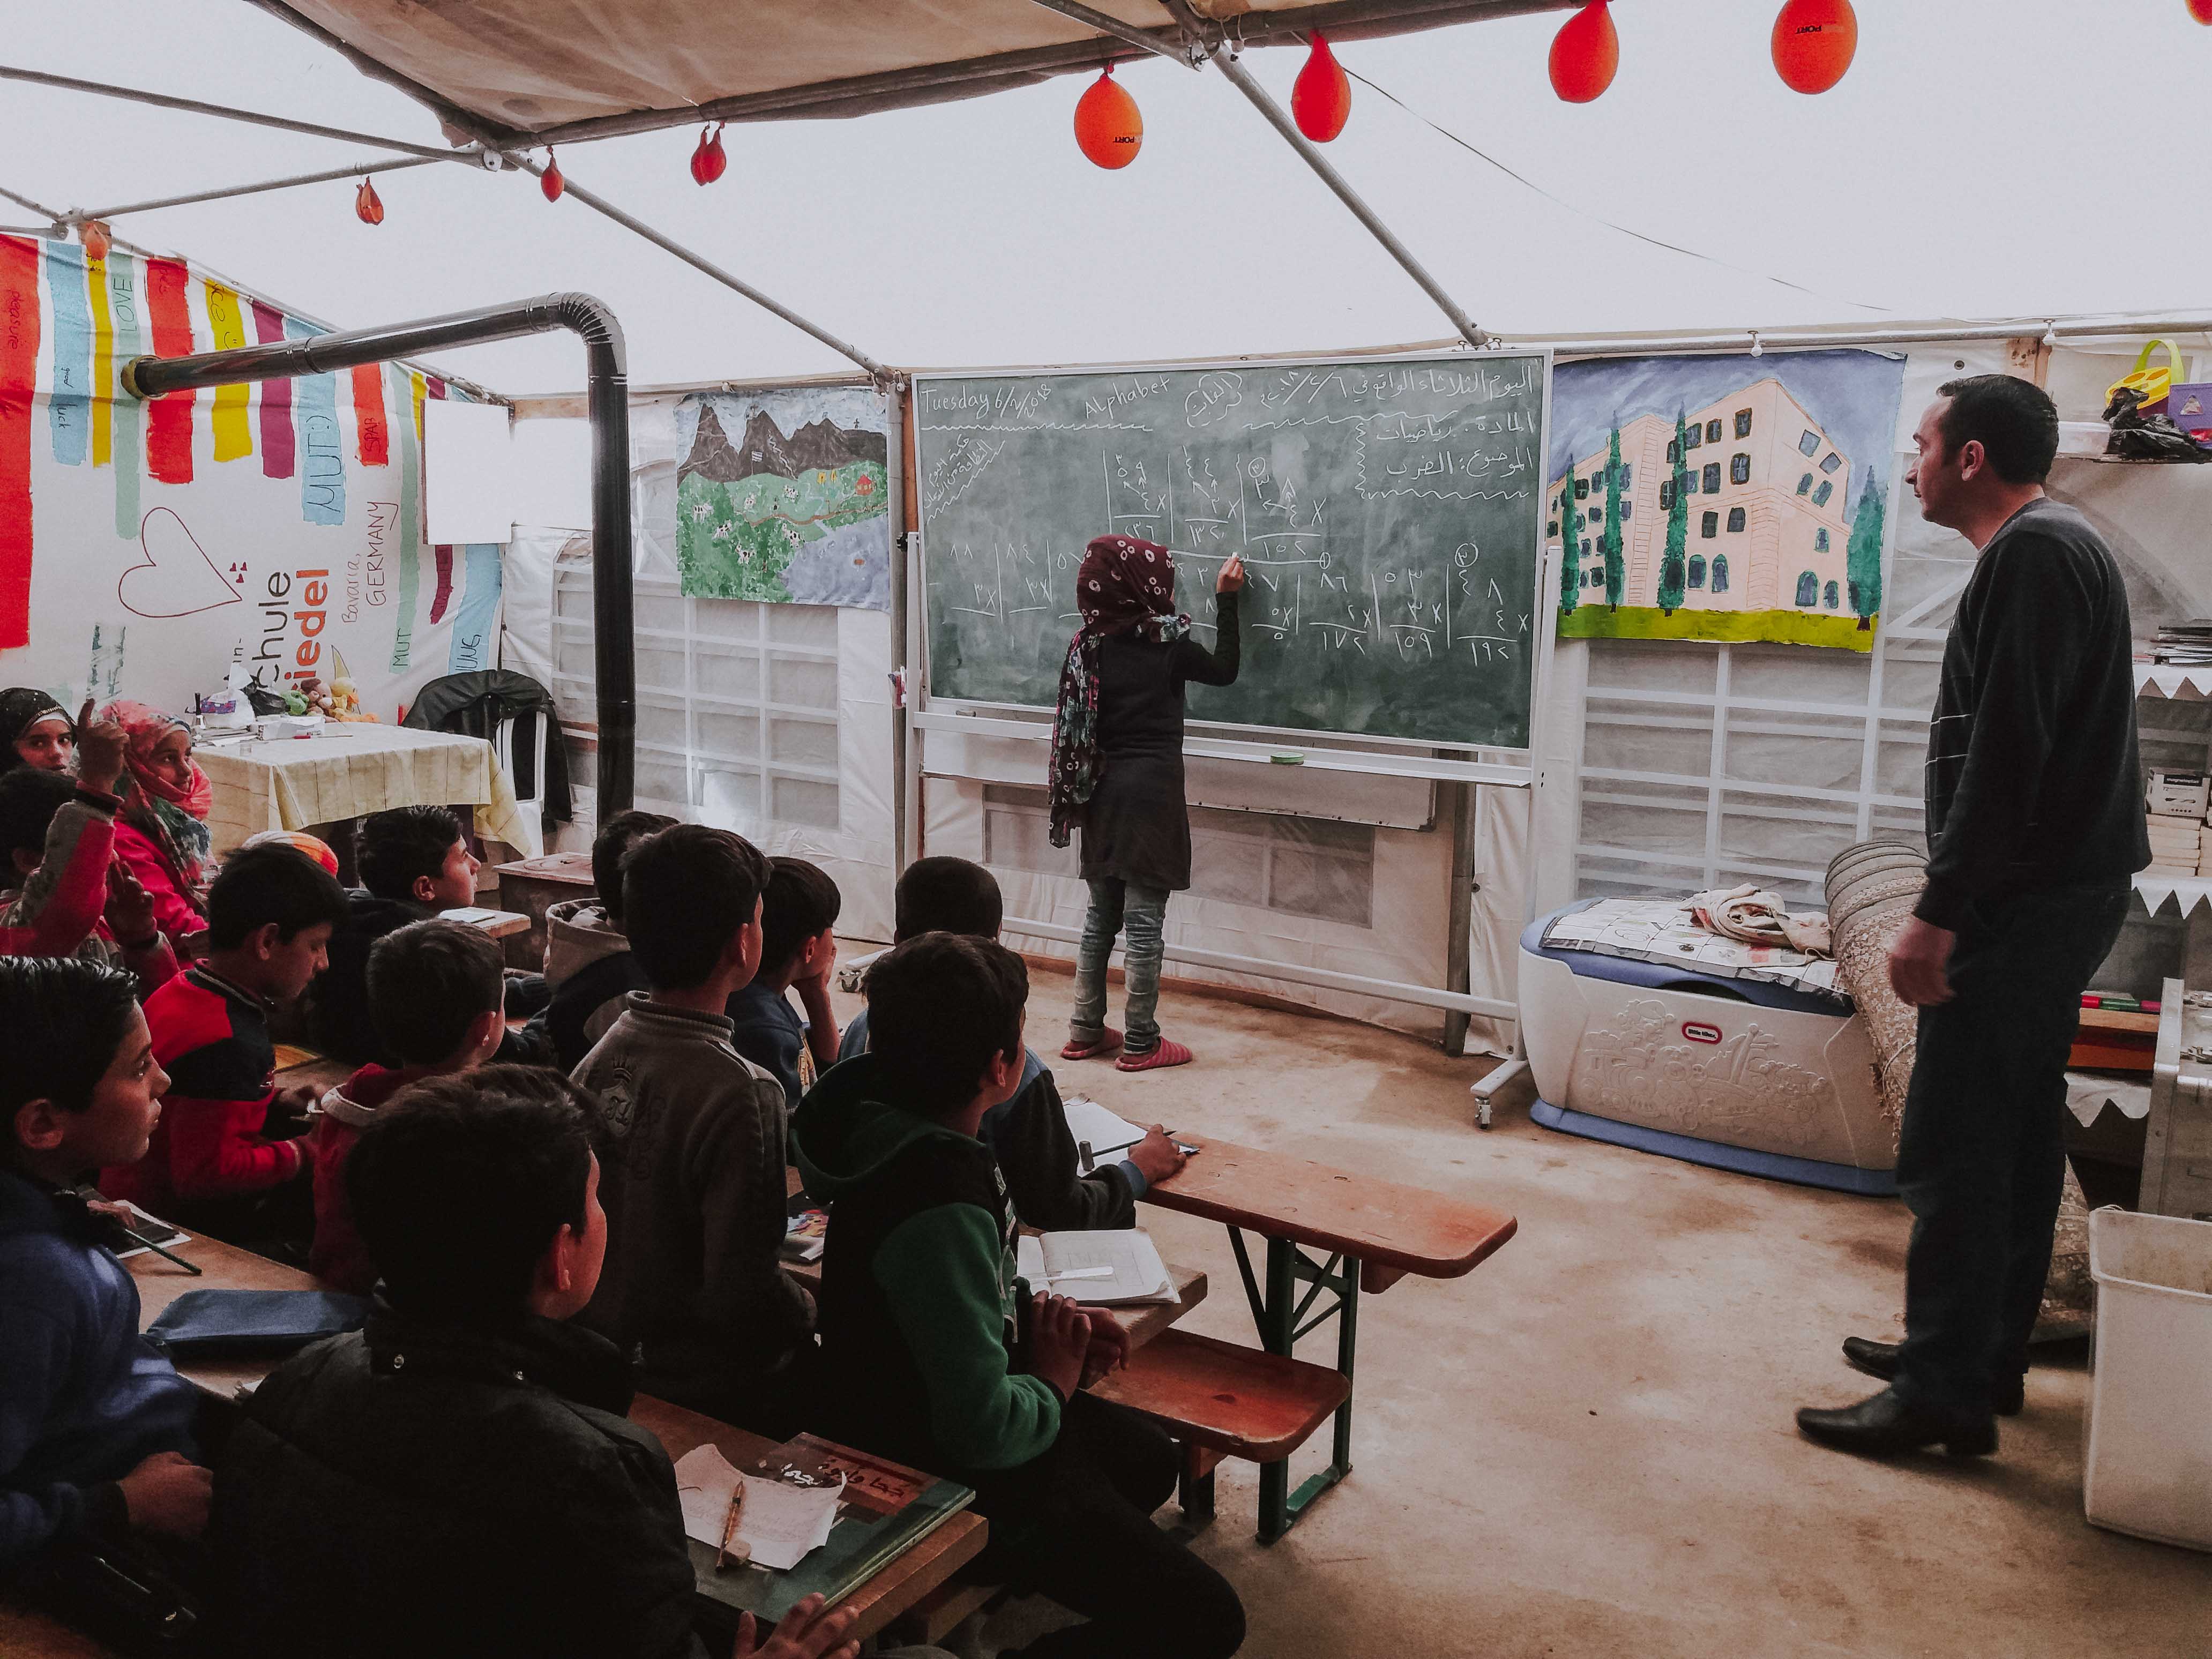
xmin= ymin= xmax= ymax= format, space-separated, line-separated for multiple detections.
xmin=3 ymin=1 xmax=2209 ymax=397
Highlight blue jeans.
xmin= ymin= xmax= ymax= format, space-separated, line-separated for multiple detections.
xmin=1893 ymin=883 xmax=2131 ymax=1418
xmin=1071 ymin=877 xmax=1169 ymax=1055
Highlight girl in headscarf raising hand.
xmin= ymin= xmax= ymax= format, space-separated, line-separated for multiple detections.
xmin=99 ymin=700 xmax=214 ymax=955
xmin=1048 ymin=536 xmax=1243 ymax=1073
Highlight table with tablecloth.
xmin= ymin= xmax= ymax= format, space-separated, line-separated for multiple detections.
xmin=197 ymin=723 xmax=539 ymax=857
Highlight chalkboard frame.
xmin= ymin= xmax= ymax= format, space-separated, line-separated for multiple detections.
xmin=909 ymin=349 xmax=1555 ymax=780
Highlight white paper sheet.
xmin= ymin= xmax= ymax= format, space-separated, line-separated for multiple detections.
xmin=671 ymin=1444 xmax=843 ymax=1571
xmin=1017 ymin=1228 xmax=1176 ymax=1306
xmin=1060 ymin=1095 xmax=1146 ymax=1163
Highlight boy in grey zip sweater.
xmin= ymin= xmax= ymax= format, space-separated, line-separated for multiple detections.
xmin=572 ymin=825 xmax=814 ymax=1436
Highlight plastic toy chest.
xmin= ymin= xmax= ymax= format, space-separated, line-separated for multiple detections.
xmin=1520 ymin=901 xmax=1892 ymax=1194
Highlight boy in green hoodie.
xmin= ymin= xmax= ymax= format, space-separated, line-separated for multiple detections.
xmin=794 ymin=933 xmax=1244 ymax=1659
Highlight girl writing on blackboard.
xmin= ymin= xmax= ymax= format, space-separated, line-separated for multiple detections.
xmin=1049 ymin=535 xmax=1244 ymax=1072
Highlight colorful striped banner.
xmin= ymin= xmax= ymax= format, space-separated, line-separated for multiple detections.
xmin=287 ymin=315 xmax=343 ymax=527
xmin=0 ymin=236 xmax=40 ymax=648
xmin=446 ymin=543 xmax=503 ymax=674
xmin=103 ymin=252 xmax=144 ymax=538
xmin=351 ymin=363 xmax=387 ymax=466
xmin=390 ymin=365 xmax=423 ymax=670
xmin=43 ymin=242 xmax=90 ymax=466
xmin=249 ymin=297 xmax=294 ymax=479
xmin=202 ymin=281 xmax=252 ymax=462
xmin=142 ymin=257 xmax=195 ymax=484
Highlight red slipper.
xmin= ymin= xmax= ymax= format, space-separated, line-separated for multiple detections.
xmin=1115 ymin=1038 xmax=1192 ymax=1073
xmin=1060 ymin=1027 xmax=1124 ymax=1062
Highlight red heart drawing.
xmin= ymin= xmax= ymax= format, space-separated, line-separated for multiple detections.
xmin=117 ymin=507 xmax=243 ymax=618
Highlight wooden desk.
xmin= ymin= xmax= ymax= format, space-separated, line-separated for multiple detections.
xmin=125 ymin=1237 xmax=983 ymax=1643
xmin=492 ymin=851 xmax=596 ymax=970
xmin=627 ymin=1395 xmax=985 ymax=1646
xmin=1143 ymin=1135 xmax=1518 ymax=1542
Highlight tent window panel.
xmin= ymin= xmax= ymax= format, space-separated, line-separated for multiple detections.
xmin=772 ymin=776 xmax=841 ymax=830
xmin=769 ymin=715 xmax=838 ymax=768
xmin=770 ymin=656 xmax=839 ymax=709
xmin=696 ymin=650 xmax=761 ymax=701
xmin=637 ymin=592 xmax=686 ymax=632
xmin=636 ymin=760 xmax=691 ymax=807
xmin=637 ymin=646 xmax=685 ymax=691
xmin=695 ymin=708 xmax=762 ymax=760
xmin=1582 ymin=717 xmax=1718 ymax=778
xmin=636 ymin=703 xmax=688 ymax=749
xmin=767 ymin=604 xmax=840 ymax=648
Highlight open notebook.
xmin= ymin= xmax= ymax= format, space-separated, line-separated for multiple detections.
xmin=1017 ymin=1228 xmax=1178 ymax=1306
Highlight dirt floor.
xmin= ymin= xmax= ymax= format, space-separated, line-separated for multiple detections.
xmin=834 ymin=960 xmax=2212 ymax=1658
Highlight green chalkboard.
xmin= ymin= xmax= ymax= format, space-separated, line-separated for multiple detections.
xmin=913 ymin=354 xmax=1549 ymax=750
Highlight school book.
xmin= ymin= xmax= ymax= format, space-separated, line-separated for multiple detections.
xmin=681 ymin=1433 xmax=974 ymax=1627
xmin=1016 ymin=1228 xmax=1178 ymax=1306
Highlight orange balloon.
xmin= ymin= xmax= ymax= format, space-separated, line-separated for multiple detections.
xmin=1549 ymin=2 xmax=1618 ymax=104
xmin=354 ymin=177 xmax=385 ymax=226
xmin=1292 ymin=32 xmax=1352 ymax=142
xmin=1074 ymin=66 xmax=1142 ymax=169
xmin=80 ymin=220 xmax=111 ymax=263
xmin=1773 ymin=0 xmax=1858 ymax=94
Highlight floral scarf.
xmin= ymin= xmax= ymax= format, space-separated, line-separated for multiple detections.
xmin=101 ymin=700 xmax=214 ymax=896
xmin=1046 ymin=535 xmax=1191 ymax=848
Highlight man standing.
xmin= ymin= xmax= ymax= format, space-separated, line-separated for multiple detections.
xmin=1798 ymin=375 xmax=2148 ymax=1457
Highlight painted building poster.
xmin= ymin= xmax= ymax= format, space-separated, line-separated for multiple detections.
xmin=0 ymin=235 xmax=498 ymax=720
xmin=673 ymin=385 xmax=891 ymax=611
xmin=1549 ymin=350 xmax=1905 ymax=651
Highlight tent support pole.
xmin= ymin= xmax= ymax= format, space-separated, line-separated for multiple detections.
xmin=1159 ymin=2 xmax=1489 ymax=349
xmin=513 ymin=157 xmax=894 ymax=384
xmin=1026 ymin=0 xmax=1198 ymax=65
xmin=122 ymin=294 xmax=637 ymax=814
xmin=1441 ymin=778 xmax=1477 ymax=1055
xmin=72 ymin=155 xmax=451 ymax=225
xmin=0 ymin=63 xmax=463 ymax=159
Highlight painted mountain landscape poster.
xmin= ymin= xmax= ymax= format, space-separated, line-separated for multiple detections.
xmin=674 ymin=386 xmax=892 ymax=610
xmin=1548 ymin=350 xmax=1905 ymax=651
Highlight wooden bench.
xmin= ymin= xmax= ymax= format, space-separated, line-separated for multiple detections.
xmin=1093 ymin=1329 xmax=1351 ymax=1527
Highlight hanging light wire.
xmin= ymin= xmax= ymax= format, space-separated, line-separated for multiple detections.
xmin=1340 ymin=66 xmax=1896 ymax=317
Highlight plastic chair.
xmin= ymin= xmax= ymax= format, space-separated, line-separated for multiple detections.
xmin=494 ymin=706 xmax=552 ymax=854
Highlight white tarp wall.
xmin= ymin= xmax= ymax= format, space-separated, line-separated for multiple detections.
xmin=500 ymin=398 xmax=898 ymax=943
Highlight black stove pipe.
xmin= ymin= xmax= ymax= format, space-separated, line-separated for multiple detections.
xmin=123 ymin=293 xmax=634 ymax=813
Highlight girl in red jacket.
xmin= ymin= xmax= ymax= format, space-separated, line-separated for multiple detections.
xmin=99 ymin=701 xmax=214 ymax=956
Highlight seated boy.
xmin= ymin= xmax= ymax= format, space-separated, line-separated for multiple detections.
xmin=102 ymin=843 xmax=348 ymax=1246
xmin=838 ymin=857 xmax=1181 ymax=1229
xmin=726 ymin=856 xmax=841 ymax=1113
xmin=573 ymin=825 xmax=815 ymax=1431
xmin=310 ymin=805 xmax=479 ymax=1064
xmin=795 ymin=934 xmax=1244 ymax=1659
xmin=0 ymin=765 xmax=178 ymax=995
xmin=535 ymin=808 xmax=672 ymax=1072
xmin=1 ymin=957 xmax=210 ymax=1587
xmin=309 ymin=920 xmax=507 ymax=1294
xmin=208 ymin=1065 xmax=868 ymax=1659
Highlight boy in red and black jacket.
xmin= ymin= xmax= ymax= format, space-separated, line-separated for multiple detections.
xmin=310 ymin=920 xmax=506 ymax=1294
xmin=103 ymin=844 xmax=349 ymax=1249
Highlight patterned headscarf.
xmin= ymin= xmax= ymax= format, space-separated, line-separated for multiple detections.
xmin=1046 ymin=535 xmax=1192 ymax=849
xmin=241 ymin=828 xmax=340 ymax=876
xmin=0 ymin=689 xmax=68 ymax=775
xmin=100 ymin=700 xmax=214 ymax=896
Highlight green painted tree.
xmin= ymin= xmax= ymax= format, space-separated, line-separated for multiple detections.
xmin=1846 ymin=466 xmax=1887 ymax=630
xmin=1656 ymin=412 xmax=1690 ymax=615
xmin=1556 ymin=473 xmax=1581 ymax=614
xmin=1600 ymin=428 xmax=1627 ymax=609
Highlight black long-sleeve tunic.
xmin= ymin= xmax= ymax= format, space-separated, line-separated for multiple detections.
xmin=1078 ymin=590 xmax=1241 ymax=893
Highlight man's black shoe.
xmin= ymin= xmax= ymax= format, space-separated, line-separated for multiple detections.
xmin=1796 ymin=1386 xmax=1998 ymax=1457
xmin=1841 ymin=1336 xmax=2025 ymax=1416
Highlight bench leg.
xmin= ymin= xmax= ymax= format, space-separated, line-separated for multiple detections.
xmin=1177 ymin=1444 xmax=1217 ymax=1528
xmin=1240 ymin=1232 xmax=1361 ymax=1545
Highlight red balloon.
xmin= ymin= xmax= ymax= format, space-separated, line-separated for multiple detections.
xmin=1772 ymin=0 xmax=1857 ymax=94
xmin=2192 ymin=0 xmax=2212 ymax=21
xmin=1074 ymin=65 xmax=1142 ymax=169
xmin=1292 ymin=32 xmax=1351 ymax=142
xmin=690 ymin=123 xmax=727 ymax=185
xmin=354 ymin=177 xmax=384 ymax=226
xmin=541 ymin=150 xmax=565 ymax=202
xmin=1549 ymin=2 xmax=1618 ymax=103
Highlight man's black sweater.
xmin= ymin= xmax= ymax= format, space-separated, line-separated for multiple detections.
xmin=1916 ymin=498 xmax=2150 ymax=931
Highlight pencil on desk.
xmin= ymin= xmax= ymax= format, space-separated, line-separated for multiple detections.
xmin=121 ymin=1227 xmax=203 ymax=1276
xmin=715 ymin=1478 xmax=747 ymax=1570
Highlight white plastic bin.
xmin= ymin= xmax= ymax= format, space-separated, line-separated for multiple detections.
xmin=2084 ymin=1207 xmax=2212 ymax=1550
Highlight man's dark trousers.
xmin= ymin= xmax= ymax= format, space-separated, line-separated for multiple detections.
xmin=1893 ymin=882 xmax=2131 ymax=1418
